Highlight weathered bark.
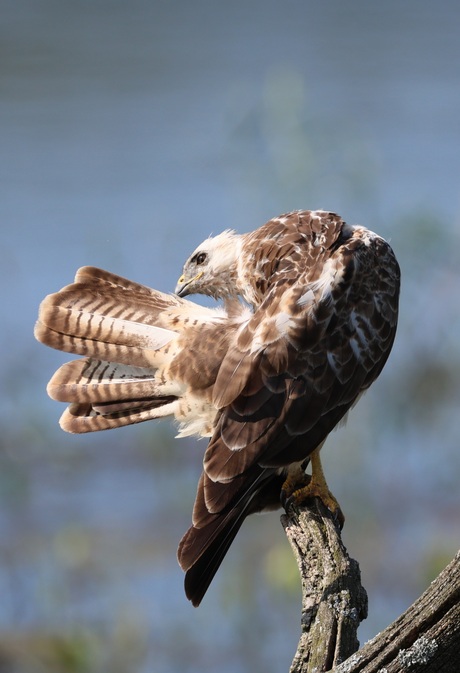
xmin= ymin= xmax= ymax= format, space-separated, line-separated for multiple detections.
xmin=282 ymin=499 xmax=368 ymax=672
xmin=282 ymin=498 xmax=460 ymax=673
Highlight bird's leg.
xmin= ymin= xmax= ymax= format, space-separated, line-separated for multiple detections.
xmin=281 ymin=447 xmax=345 ymax=529
xmin=280 ymin=462 xmax=311 ymax=501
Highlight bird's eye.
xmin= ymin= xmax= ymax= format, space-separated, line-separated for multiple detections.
xmin=195 ymin=252 xmax=207 ymax=265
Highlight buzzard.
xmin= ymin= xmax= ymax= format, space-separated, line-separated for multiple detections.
xmin=35 ymin=210 xmax=400 ymax=606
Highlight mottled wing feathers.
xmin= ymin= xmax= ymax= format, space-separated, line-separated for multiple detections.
xmin=177 ymin=212 xmax=400 ymax=596
xmin=207 ymin=216 xmax=398 ymax=470
xmin=36 ymin=211 xmax=400 ymax=606
xmin=179 ymin=466 xmax=288 ymax=606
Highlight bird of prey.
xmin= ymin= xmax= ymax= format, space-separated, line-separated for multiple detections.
xmin=35 ymin=209 xmax=400 ymax=606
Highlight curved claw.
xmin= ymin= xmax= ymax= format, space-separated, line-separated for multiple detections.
xmin=281 ymin=448 xmax=345 ymax=529
xmin=281 ymin=464 xmax=311 ymax=509
xmin=285 ymin=481 xmax=345 ymax=529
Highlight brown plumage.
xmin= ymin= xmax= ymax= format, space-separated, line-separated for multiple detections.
xmin=35 ymin=210 xmax=400 ymax=606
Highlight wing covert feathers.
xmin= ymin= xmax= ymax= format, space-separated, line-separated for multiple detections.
xmin=177 ymin=210 xmax=400 ymax=604
xmin=35 ymin=211 xmax=400 ymax=604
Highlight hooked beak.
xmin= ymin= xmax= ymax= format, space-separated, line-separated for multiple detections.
xmin=175 ymin=271 xmax=203 ymax=297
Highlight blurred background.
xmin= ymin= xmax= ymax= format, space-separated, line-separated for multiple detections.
xmin=1 ymin=1 xmax=460 ymax=671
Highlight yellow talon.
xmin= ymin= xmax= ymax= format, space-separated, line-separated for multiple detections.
xmin=282 ymin=447 xmax=345 ymax=528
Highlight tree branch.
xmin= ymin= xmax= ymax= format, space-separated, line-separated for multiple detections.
xmin=281 ymin=499 xmax=368 ymax=672
xmin=281 ymin=499 xmax=460 ymax=673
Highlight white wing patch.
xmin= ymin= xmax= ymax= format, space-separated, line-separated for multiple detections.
xmin=309 ymin=258 xmax=340 ymax=300
xmin=275 ymin=311 xmax=295 ymax=335
xmin=297 ymin=288 xmax=315 ymax=307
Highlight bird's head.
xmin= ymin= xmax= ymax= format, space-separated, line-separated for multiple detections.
xmin=175 ymin=229 xmax=240 ymax=299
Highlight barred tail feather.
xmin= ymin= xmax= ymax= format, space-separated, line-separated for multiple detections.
xmin=47 ymin=359 xmax=179 ymax=404
xmin=35 ymin=266 xmax=231 ymax=436
xmin=33 ymin=267 xmax=194 ymax=433
xmin=34 ymin=296 xmax=178 ymax=369
xmin=46 ymin=358 xmax=181 ymax=433
xmin=60 ymin=397 xmax=179 ymax=433
xmin=74 ymin=266 xmax=158 ymax=294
